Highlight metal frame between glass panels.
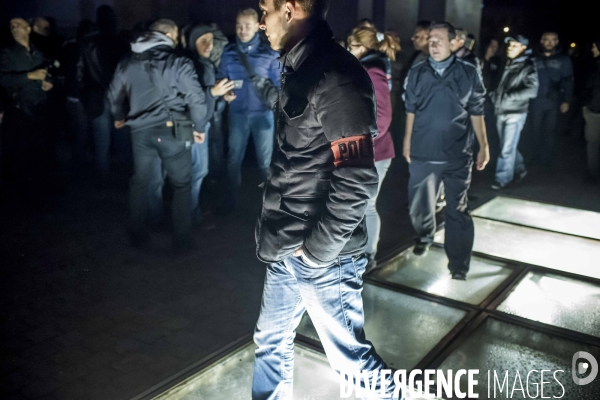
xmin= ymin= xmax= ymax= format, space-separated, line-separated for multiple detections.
xmin=140 ymin=195 xmax=600 ymax=400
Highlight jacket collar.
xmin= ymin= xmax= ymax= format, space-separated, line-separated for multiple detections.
xmin=278 ymin=20 xmax=333 ymax=72
xmin=236 ymin=32 xmax=261 ymax=54
xmin=510 ymin=48 xmax=532 ymax=65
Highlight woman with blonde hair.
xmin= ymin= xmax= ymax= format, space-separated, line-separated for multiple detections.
xmin=347 ymin=27 xmax=400 ymax=271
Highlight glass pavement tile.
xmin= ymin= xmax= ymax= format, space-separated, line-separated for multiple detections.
xmin=434 ymin=218 xmax=600 ymax=280
xmin=472 ymin=196 xmax=600 ymax=240
xmin=371 ymin=246 xmax=513 ymax=305
xmin=437 ymin=318 xmax=600 ymax=399
xmin=153 ymin=342 xmax=440 ymax=399
xmin=497 ymin=271 xmax=600 ymax=337
xmin=297 ymin=283 xmax=467 ymax=370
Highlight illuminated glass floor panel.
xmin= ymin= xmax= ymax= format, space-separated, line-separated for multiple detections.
xmin=496 ymin=271 xmax=600 ymax=337
xmin=437 ymin=318 xmax=600 ymax=399
xmin=153 ymin=342 xmax=340 ymax=400
xmin=371 ymin=246 xmax=513 ymax=305
xmin=434 ymin=218 xmax=600 ymax=280
xmin=296 ymin=283 xmax=467 ymax=370
xmin=473 ymin=196 xmax=600 ymax=240
xmin=153 ymin=342 xmax=440 ymax=400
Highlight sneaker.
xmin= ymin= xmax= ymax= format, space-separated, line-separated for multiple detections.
xmin=515 ymin=170 xmax=528 ymax=183
xmin=413 ymin=243 xmax=431 ymax=256
xmin=491 ymin=181 xmax=506 ymax=190
xmin=451 ymin=271 xmax=467 ymax=280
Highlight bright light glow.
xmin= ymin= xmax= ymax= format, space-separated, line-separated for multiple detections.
xmin=570 ymin=43 xmax=576 ymax=48
xmin=503 ymin=27 xmax=510 ymax=33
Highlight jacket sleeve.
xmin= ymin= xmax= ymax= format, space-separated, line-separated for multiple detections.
xmin=269 ymin=53 xmax=281 ymax=88
xmin=175 ymin=58 xmax=207 ymax=130
xmin=561 ymin=55 xmax=574 ymax=104
xmin=107 ymin=62 xmax=127 ymax=121
xmin=301 ymin=69 xmax=379 ymax=265
xmin=468 ymin=65 xmax=486 ymax=116
xmin=504 ymin=62 xmax=539 ymax=104
xmin=0 ymin=48 xmax=29 ymax=91
xmin=403 ymin=66 xmax=418 ymax=112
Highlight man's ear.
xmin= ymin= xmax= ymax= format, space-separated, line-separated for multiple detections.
xmin=285 ymin=0 xmax=296 ymax=22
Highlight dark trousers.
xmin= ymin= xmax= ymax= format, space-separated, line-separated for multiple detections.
xmin=0 ymin=104 xmax=52 ymax=186
xmin=529 ymin=100 xmax=560 ymax=166
xmin=408 ymin=158 xmax=474 ymax=272
xmin=208 ymin=111 xmax=225 ymax=180
xmin=130 ymin=126 xmax=192 ymax=242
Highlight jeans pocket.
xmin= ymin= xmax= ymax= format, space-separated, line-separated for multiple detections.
xmin=350 ymin=255 xmax=366 ymax=286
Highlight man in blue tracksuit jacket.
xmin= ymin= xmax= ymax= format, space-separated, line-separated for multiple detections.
xmin=530 ymin=31 xmax=574 ymax=166
xmin=403 ymin=21 xmax=489 ymax=280
xmin=217 ymin=8 xmax=280 ymax=211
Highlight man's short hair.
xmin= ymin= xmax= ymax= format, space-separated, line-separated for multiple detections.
xmin=149 ymin=19 xmax=177 ymax=35
xmin=454 ymin=28 xmax=467 ymax=42
xmin=541 ymin=31 xmax=559 ymax=39
xmin=272 ymin=0 xmax=330 ymax=19
xmin=237 ymin=8 xmax=259 ymax=22
xmin=430 ymin=21 xmax=456 ymax=41
xmin=415 ymin=20 xmax=431 ymax=32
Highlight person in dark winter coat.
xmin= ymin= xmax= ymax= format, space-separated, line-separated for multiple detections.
xmin=217 ymin=8 xmax=280 ymax=211
xmin=0 ymin=18 xmax=54 ymax=186
xmin=490 ymin=35 xmax=539 ymax=189
xmin=108 ymin=19 xmax=207 ymax=251
xmin=77 ymin=5 xmax=129 ymax=182
xmin=347 ymin=26 xmax=399 ymax=272
xmin=252 ymin=1 xmax=402 ymax=398
xmin=403 ymin=21 xmax=489 ymax=280
xmin=583 ymin=40 xmax=600 ymax=181
xmin=184 ymin=24 xmax=236 ymax=224
xmin=530 ymin=32 xmax=574 ymax=166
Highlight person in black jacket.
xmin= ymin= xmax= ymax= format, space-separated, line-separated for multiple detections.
xmin=530 ymin=32 xmax=574 ymax=167
xmin=77 ymin=5 xmax=129 ymax=184
xmin=490 ymin=35 xmax=539 ymax=189
xmin=0 ymin=18 xmax=54 ymax=187
xmin=108 ymin=19 xmax=207 ymax=250
xmin=403 ymin=21 xmax=489 ymax=280
xmin=253 ymin=0 xmax=401 ymax=398
xmin=185 ymin=24 xmax=235 ymax=224
xmin=583 ymin=40 xmax=600 ymax=181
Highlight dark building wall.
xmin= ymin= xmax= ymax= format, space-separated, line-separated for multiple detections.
xmin=1 ymin=0 xmax=358 ymax=40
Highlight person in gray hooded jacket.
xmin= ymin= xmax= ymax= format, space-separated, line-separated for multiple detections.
xmin=108 ymin=19 xmax=207 ymax=250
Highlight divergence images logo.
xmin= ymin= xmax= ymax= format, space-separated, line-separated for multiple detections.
xmin=572 ymin=351 xmax=598 ymax=386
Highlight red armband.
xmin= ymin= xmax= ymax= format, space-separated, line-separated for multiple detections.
xmin=331 ymin=135 xmax=375 ymax=167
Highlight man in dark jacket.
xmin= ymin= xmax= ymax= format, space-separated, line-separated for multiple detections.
xmin=583 ymin=40 xmax=600 ymax=181
xmin=452 ymin=28 xmax=477 ymax=66
xmin=403 ymin=21 xmax=489 ymax=280
xmin=491 ymin=35 xmax=539 ymax=189
xmin=0 ymin=18 xmax=54 ymax=186
xmin=77 ymin=5 xmax=129 ymax=183
xmin=253 ymin=0 xmax=401 ymax=398
xmin=218 ymin=8 xmax=280 ymax=211
xmin=184 ymin=24 xmax=235 ymax=223
xmin=108 ymin=19 xmax=207 ymax=250
xmin=530 ymin=32 xmax=574 ymax=166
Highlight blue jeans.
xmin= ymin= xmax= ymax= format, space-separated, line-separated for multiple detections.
xmin=365 ymin=158 xmax=392 ymax=256
xmin=91 ymin=97 xmax=132 ymax=174
xmin=495 ymin=113 xmax=527 ymax=186
xmin=252 ymin=254 xmax=399 ymax=400
xmin=191 ymin=132 xmax=209 ymax=214
xmin=226 ymin=112 xmax=274 ymax=205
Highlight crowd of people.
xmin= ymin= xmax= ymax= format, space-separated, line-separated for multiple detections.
xmin=0 ymin=4 xmax=598 ymax=260
xmin=1 ymin=0 xmax=600 ymax=398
